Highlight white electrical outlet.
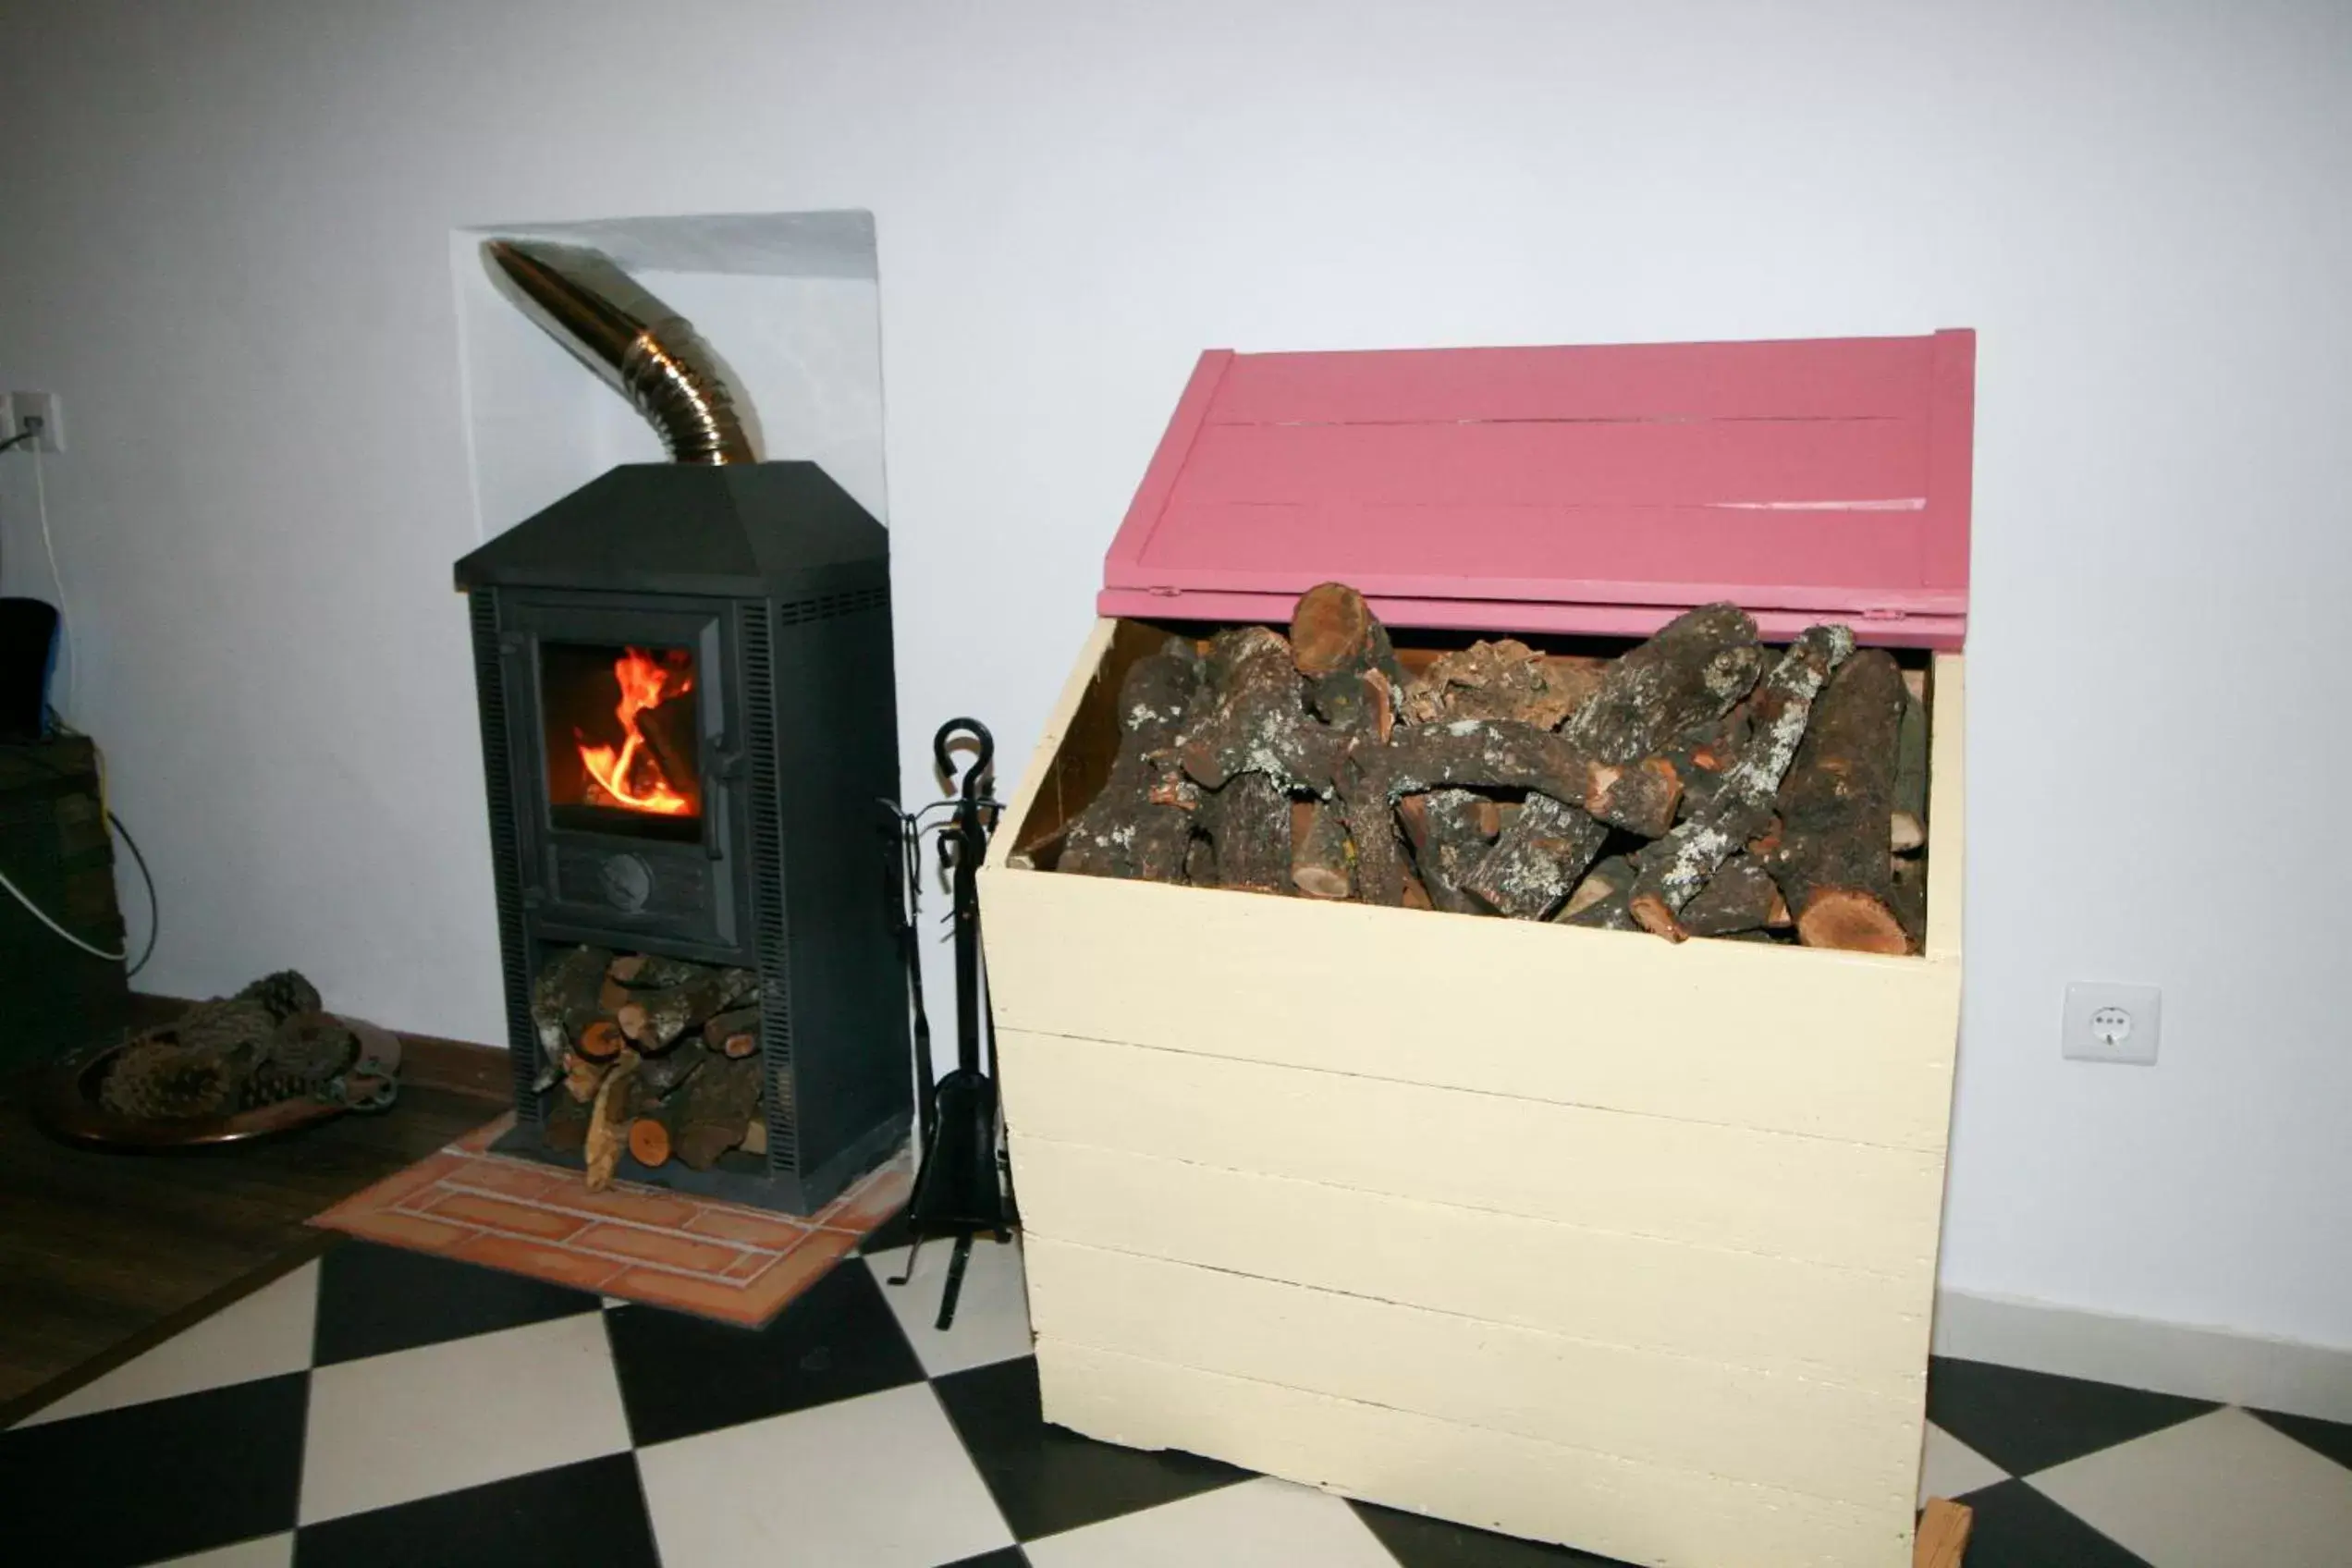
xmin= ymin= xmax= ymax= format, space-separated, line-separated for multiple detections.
xmin=2063 ymin=981 xmax=2161 ymax=1064
xmin=2 ymin=390 xmax=63 ymax=453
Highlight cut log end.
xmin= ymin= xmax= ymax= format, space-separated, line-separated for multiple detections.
xmin=1795 ymin=890 xmax=1912 ymax=955
xmin=577 ymin=1019 xmax=626 ymax=1061
xmin=628 ymin=1117 xmax=672 ymax=1168
xmin=1289 ymin=582 xmax=1377 ymax=677
xmin=1627 ymin=892 xmax=1691 ymax=943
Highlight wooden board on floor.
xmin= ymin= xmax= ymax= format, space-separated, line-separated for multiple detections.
xmin=0 ymin=998 xmax=505 ymax=1419
xmin=1915 ymin=1498 xmax=1973 ymax=1566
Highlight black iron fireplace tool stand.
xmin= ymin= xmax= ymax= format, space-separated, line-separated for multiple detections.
xmin=888 ymin=718 xmax=1014 ymax=1330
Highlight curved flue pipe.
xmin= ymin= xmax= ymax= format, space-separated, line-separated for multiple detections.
xmin=482 ymin=239 xmax=757 ymax=466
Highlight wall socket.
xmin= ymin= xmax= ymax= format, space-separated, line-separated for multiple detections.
xmin=2063 ymin=981 xmax=2162 ymax=1065
xmin=0 ymin=391 xmax=64 ymax=453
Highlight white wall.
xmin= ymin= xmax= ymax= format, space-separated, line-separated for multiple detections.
xmin=1 ymin=0 xmax=2346 ymax=1354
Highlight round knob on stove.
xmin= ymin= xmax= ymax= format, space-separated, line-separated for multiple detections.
xmin=599 ymin=852 xmax=653 ymax=912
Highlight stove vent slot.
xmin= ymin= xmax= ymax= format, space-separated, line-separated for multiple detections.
xmin=739 ymin=600 xmax=798 ymax=1170
xmin=470 ymin=590 xmax=542 ymax=1122
xmin=776 ymin=585 xmax=888 ymax=626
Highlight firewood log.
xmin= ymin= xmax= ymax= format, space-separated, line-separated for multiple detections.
xmin=672 ymin=1056 xmax=763 ymax=1170
xmin=1060 ymin=636 xmax=1205 ymax=881
xmin=583 ymin=1049 xmax=643 ymax=1191
xmin=1556 ymin=853 xmax=1635 ymax=922
xmin=1560 ymin=604 xmax=1762 ymax=762
xmin=1464 ymin=794 xmax=1607 ymax=919
xmin=1179 ymin=627 xmax=1344 ymax=794
xmin=703 ymin=1005 xmax=761 ymax=1059
xmin=560 ymin=1049 xmax=608 ymax=1103
xmin=1400 ymin=640 xmax=1601 ymax=729
xmin=608 ymin=953 xmax=705 ymax=988
xmin=1396 ymin=720 xmax=1683 ymax=835
xmin=1464 ymin=605 xmax=1761 ymax=918
xmin=1892 ymin=683 xmax=1928 ymax=853
xmin=1766 ymin=650 xmax=1911 ymax=954
xmin=1675 ymin=855 xmax=1789 ymax=937
xmin=1197 ymin=772 xmax=1292 ymax=894
xmin=635 ymin=1036 xmax=710 ymax=1099
xmin=576 ymin=1019 xmax=628 ymax=1062
xmin=1290 ymin=583 xmax=1405 ymax=729
xmin=628 ymin=1109 xmax=678 ymax=1168
xmin=1625 ymin=625 xmax=1856 ymax=940
xmin=617 ymin=968 xmax=759 ymax=1053
xmin=1558 ymin=888 xmax=1638 ymax=931
xmin=1290 ymin=800 xmax=1355 ymax=900
xmin=1398 ymin=789 xmax=1502 ymax=914
xmin=531 ymin=945 xmax=612 ymax=1069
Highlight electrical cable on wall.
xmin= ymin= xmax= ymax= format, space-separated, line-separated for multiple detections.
xmin=0 ymin=435 xmax=160 ymax=976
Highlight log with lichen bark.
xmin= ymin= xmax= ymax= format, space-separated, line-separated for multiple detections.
xmin=1401 ymin=639 xmax=1601 ymax=729
xmin=1341 ymin=718 xmax=1678 ymax=907
xmin=1291 ymin=582 xmax=1405 ymax=731
xmin=1625 ymin=625 xmax=1856 ymax=940
xmin=1675 ymin=855 xmax=1789 ymax=937
xmin=1178 ymin=626 xmax=1344 ymax=793
xmin=531 ymin=945 xmax=612 ymax=1068
xmin=1467 ymin=605 xmax=1760 ymax=920
xmin=1059 ymin=636 xmax=1206 ymax=881
xmin=1290 ymin=799 xmax=1355 ymax=900
xmin=617 ymin=967 xmax=759 ymax=1053
xmin=703 ymin=1005 xmax=761 ymax=1059
xmin=1765 ymin=649 xmax=1911 ymax=954
xmin=671 ymin=1056 xmax=764 ymax=1170
xmin=1463 ymin=794 xmax=1608 ymax=919
xmin=1197 ymin=771 xmax=1292 ymax=893
xmin=1398 ymin=790 xmax=1502 ymax=914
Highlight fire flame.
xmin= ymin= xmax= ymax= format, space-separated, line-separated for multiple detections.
xmin=578 ymin=647 xmax=695 ymax=815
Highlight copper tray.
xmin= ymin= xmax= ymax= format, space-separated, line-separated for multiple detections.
xmin=38 ymin=1015 xmax=403 ymax=1149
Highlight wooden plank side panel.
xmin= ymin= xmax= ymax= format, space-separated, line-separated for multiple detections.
xmin=1125 ymin=501 xmax=1946 ymax=606
xmin=1169 ymin=418 xmax=1929 ymax=508
xmin=1205 ymin=336 xmax=1939 ymax=428
xmin=1089 ymin=587 xmax=1969 ymax=648
xmin=998 ymin=1029 xmax=1945 ymax=1277
xmin=1025 ymin=1237 xmax=1922 ymax=1512
xmin=1038 ymin=1338 xmax=1917 ymax=1568
xmin=1011 ymin=1135 xmax=1931 ymax=1390
xmin=990 ymin=618 xmax=1119 ymax=871
xmin=982 ymin=871 xmax=1962 ymax=1151
xmin=1098 ymin=351 xmax=1233 ymax=589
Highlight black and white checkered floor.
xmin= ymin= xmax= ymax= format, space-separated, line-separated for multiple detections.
xmin=7 ymin=1225 xmax=2350 ymax=1566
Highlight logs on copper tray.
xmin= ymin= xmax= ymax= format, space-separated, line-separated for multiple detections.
xmin=530 ymin=948 xmax=767 ymax=1189
xmin=1050 ymin=584 xmax=1929 ymax=954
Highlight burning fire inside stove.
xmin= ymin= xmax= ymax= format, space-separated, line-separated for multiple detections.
xmin=573 ymin=646 xmax=696 ymax=816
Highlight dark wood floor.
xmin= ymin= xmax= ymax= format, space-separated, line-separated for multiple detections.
xmin=0 ymin=1013 xmax=503 ymax=1417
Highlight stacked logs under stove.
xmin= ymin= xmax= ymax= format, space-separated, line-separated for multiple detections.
xmin=1042 ymin=583 xmax=1928 ymax=954
xmin=530 ymin=948 xmax=767 ymax=1190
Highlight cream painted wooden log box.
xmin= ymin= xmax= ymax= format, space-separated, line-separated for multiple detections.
xmin=978 ymin=334 xmax=1975 ymax=1568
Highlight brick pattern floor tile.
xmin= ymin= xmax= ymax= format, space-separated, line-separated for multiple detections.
xmin=312 ymin=1129 xmax=909 ymax=1329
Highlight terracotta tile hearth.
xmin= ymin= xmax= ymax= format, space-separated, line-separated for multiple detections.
xmin=312 ymin=1114 xmax=912 ymax=1327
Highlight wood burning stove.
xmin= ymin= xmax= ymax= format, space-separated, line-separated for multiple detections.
xmin=457 ymin=461 xmax=911 ymax=1215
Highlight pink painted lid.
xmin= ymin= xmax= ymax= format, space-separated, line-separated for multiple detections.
xmin=1099 ymin=330 xmax=1974 ymax=648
